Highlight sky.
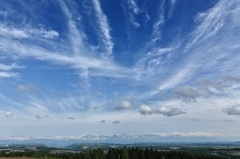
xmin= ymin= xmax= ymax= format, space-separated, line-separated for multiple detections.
xmin=1 ymin=0 xmax=240 ymax=141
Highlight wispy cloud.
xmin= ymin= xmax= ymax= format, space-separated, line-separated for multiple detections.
xmin=127 ymin=0 xmax=141 ymax=28
xmin=122 ymin=0 xmax=141 ymax=29
xmin=58 ymin=0 xmax=86 ymax=56
xmin=167 ymin=0 xmax=176 ymax=19
xmin=92 ymin=0 xmax=114 ymax=56
xmin=0 ymin=71 xmax=18 ymax=78
xmin=0 ymin=23 xmax=58 ymax=40
xmin=186 ymin=0 xmax=231 ymax=49
xmin=128 ymin=0 xmax=140 ymax=14
xmin=0 ymin=63 xmax=22 ymax=79
xmin=17 ymin=85 xmax=37 ymax=93
xmin=0 ymin=63 xmax=23 ymax=71
xmin=0 ymin=37 xmax=132 ymax=78
xmin=129 ymin=13 xmax=140 ymax=28
xmin=151 ymin=0 xmax=165 ymax=42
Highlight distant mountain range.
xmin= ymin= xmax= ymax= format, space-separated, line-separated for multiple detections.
xmin=0 ymin=132 xmax=222 ymax=141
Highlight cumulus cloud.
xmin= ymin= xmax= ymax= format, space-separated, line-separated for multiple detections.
xmin=139 ymin=105 xmax=185 ymax=117
xmin=156 ymin=106 xmax=186 ymax=117
xmin=139 ymin=105 xmax=153 ymax=115
xmin=17 ymin=85 xmax=37 ymax=93
xmin=100 ymin=120 xmax=106 ymax=123
xmin=113 ymin=96 xmax=136 ymax=110
xmin=222 ymin=103 xmax=240 ymax=116
xmin=5 ymin=112 xmax=12 ymax=117
xmin=112 ymin=120 xmax=121 ymax=124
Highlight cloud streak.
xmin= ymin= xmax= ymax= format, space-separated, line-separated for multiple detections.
xmin=92 ymin=0 xmax=114 ymax=56
xmin=17 ymin=85 xmax=37 ymax=93
xmin=0 ymin=23 xmax=58 ymax=40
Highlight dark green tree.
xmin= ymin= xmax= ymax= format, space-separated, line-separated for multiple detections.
xmin=121 ymin=146 xmax=129 ymax=159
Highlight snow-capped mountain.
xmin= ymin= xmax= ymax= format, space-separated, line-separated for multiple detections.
xmin=0 ymin=132 xmax=221 ymax=141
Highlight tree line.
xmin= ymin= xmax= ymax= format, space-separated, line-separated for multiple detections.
xmin=0 ymin=146 xmax=231 ymax=159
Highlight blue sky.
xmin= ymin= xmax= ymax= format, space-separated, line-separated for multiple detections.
xmin=1 ymin=0 xmax=240 ymax=140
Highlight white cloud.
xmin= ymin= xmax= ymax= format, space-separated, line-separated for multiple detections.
xmin=139 ymin=105 xmax=185 ymax=117
xmin=0 ymin=23 xmax=58 ymax=40
xmin=167 ymin=0 xmax=176 ymax=19
xmin=129 ymin=13 xmax=140 ymax=28
xmin=0 ymin=37 xmax=132 ymax=78
xmin=128 ymin=0 xmax=140 ymax=15
xmin=58 ymin=1 xmax=86 ymax=56
xmin=113 ymin=96 xmax=136 ymax=110
xmin=151 ymin=0 xmax=165 ymax=42
xmin=116 ymin=101 xmax=131 ymax=110
xmin=0 ymin=63 xmax=23 ymax=79
xmin=156 ymin=106 xmax=185 ymax=117
xmin=186 ymin=0 xmax=231 ymax=49
xmin=172 ymin=85 xmax=200 ymax=102
xmin=158 ymin=64 xmax=193 ymax=90
xmin=92 ymin=0 xmax=114 ymax=56
xmin=5 ymin=112 xmax=12 ymax=117
xmin=0 ymin=24 xmax=28 ymax=39
xmin=222 ymin=103 xmax=240 ymax=116
xmin=139 ymin=105 xmax=153 ymax=115
xmin=0 ymin=71 xmax=18 ymax=78
xmin=0 ymin=63 xmax=23 ymax=71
